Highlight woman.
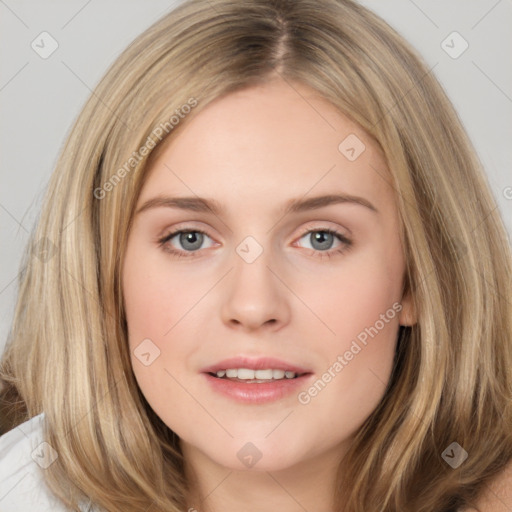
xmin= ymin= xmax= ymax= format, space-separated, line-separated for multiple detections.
xmin=1 ymin=0 xmax=511 ymax=510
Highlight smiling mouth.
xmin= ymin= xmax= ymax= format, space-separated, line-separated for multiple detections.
xmin=203 ymin=366 xmax=313 ymax=403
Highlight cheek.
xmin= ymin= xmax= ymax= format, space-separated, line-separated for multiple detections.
xmin=122 ymin=240 xmax=221 ymax=386
xmin=122 ymin=244 xmax=201 ymax=345
xmin=294 ymin=236 xmax=405 ymax=346
xmin=122 ymin=244 xmax=187 ymax=382
xmin=294 ymin=239 xmax=404 ymax=434
xmin=299 ymin=311 xmax=398 ymax=446
xmin=122 ymin=245 xmax=197 ymax=422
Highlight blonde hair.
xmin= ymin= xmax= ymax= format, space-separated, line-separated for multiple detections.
xmin=1 ymin=0 xmax=511 ymax=510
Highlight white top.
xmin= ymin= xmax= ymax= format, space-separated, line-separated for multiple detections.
xmin=0 ymin=413 xmax=95 ymax=511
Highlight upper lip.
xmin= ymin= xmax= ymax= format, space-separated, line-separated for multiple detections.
xmin=201 ymin=357 xmax=312 ymax=375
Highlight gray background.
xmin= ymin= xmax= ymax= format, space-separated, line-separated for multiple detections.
xmin=1 ymin=0 xmax=511 ymax=356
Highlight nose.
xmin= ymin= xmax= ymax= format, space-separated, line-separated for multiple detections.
xmin=220 ymin=242 xmax=291 ymax=332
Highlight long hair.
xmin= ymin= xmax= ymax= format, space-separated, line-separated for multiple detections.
xmin=1 ymin=0 xmax=511 ymax=510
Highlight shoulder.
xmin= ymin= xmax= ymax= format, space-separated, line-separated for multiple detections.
xmin=462 ymin=460 xmax=512 ymax=512
xmin=0 ymin=413 xmax=73 ymax=511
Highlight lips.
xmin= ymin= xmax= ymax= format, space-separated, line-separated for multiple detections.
xmin=200 ymin=356 xmax=314 ymax=403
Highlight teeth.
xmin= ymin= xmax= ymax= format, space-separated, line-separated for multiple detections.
xmin=255 ymin=369 xmax=273 ymax=379
xmin=237 ymin=368 xmax=255 ymax=380
xmin=215 ymin=368 xmax=298 ymax=380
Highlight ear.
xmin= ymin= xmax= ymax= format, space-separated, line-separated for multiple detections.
xmin=398 ymin=287 xmax=417 ymax=326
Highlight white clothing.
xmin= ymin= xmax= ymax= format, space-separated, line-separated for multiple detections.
xmin=0 ymin=413 xmax=95 ymax=511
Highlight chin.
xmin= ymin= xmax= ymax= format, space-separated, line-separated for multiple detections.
xmin=203 ymin=436 xmax=312 ymax=473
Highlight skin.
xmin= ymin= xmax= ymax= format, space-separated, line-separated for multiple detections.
xmin=122 ymin=76 xmax=416 ymax=512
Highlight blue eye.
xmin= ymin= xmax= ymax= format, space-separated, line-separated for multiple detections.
xmin=158 ymin=229 xmax=214 ymax=257
xmin=298 ymin=230 xmax=342 ymax=251
xmin=157 ymin=227 xmax=352 ymax=260
xmin=295 ymin=228 xmax=352 ymax=259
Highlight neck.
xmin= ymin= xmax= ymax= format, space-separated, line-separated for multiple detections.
xmin=182 ymin=442 xmax=346 ymax=512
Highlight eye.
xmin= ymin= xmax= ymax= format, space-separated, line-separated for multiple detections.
xmin=295 ymin=228 xmax=352 ymax=259
xmin=158 ymin=229 xmax=216 ymax=258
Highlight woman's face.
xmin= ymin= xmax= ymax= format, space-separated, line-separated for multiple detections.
xmin=122 ymin=78 xmax=415 ymax=474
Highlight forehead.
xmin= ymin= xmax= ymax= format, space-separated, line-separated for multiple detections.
xmin=138 ymin=79 xmax=395 ymax=216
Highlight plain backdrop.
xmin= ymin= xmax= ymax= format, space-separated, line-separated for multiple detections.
xmin=1 ymin=0 xmax=511 ymax=356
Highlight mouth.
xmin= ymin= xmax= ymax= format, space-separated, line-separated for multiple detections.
xmin=201 ymin=357 xmax=314 ymax=403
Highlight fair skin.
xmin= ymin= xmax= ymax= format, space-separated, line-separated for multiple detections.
xmin=122 ymin=77 xmax=416 ymax=511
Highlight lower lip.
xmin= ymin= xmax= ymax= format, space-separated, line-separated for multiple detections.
xmin=202 ymin=373 xmax=313 ymax=404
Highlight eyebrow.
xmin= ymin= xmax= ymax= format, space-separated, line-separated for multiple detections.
xmin=135 ymin=193 xmax=378 ymax=217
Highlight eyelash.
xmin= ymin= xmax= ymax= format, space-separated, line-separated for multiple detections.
xmin=157 ymin=227 xmax=352 ymax=260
